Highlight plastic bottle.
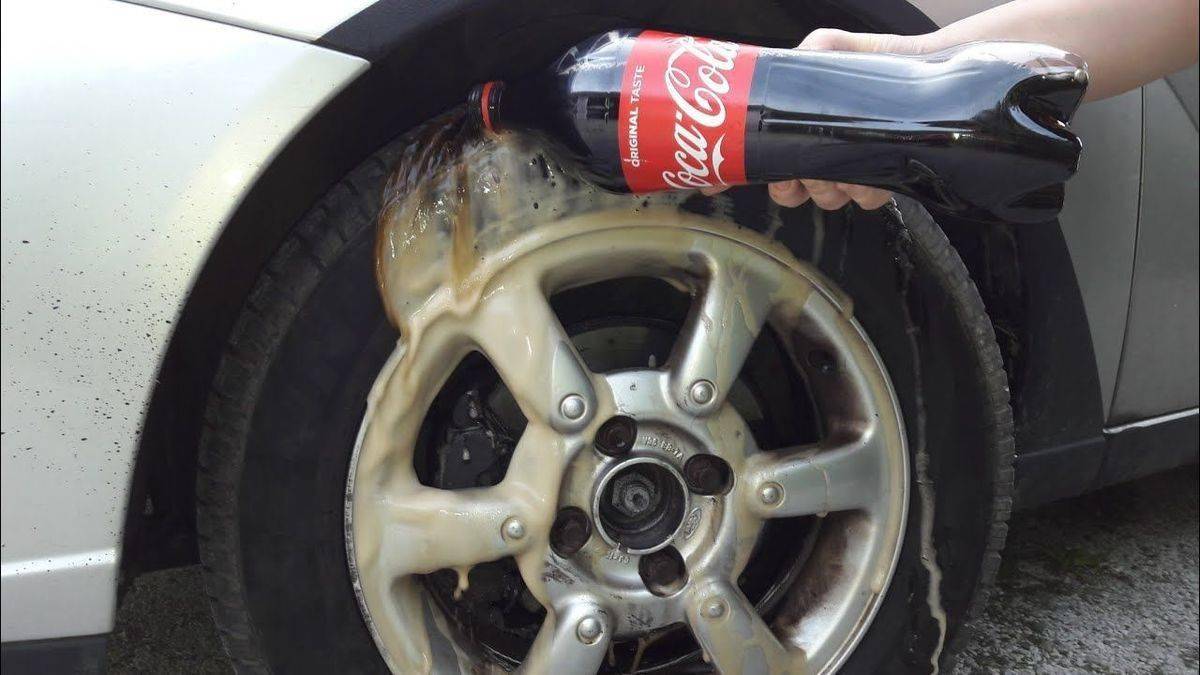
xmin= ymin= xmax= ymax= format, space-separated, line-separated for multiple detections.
xmin=467 ymin=29 xmax=1089 ymax=223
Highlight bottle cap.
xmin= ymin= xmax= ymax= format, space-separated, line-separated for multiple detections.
xmin=467 ymin=81 xmax=504 ymax=132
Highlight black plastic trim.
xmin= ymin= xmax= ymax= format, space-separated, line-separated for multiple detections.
xmin=1014 ymin=435 xmax=1106 ymax=507
xmin=316 ymin=0 xmax=936 ymax=63
xmin=1 ymin=635 xmax=106 ymax=674
xmin=1015 ymin=411 xmax=1198 ymax=508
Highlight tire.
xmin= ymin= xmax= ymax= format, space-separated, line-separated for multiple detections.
xmin=819 ymin=198 xmax=1016 ymax=674
xmin=198 ymin=127 xmax=1013 ymax=673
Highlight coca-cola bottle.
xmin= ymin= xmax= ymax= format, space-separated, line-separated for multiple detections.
xmin=467 ymin=30 xmax=1089 ymax=224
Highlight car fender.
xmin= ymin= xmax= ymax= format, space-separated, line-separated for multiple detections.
xmin=0 ymin=0 xmax=366 ymax=641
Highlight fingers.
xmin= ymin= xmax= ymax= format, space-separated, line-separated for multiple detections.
xmin=768 ymin=180 xmax=892 ymax=211
xmin=701 ymin=181 xmax=809 ymax=206
xmin=802 ymin=179 xmax=851 ymax=210
xmin=836 ymin=183 xmax=893 ymax=210
xmin=698 ymin=180 xmax=891 ymax=211
xmin=768 ymin=180 xmax=811 ymax=207
xmin=798 ymin=28 xmax=890 ymax=52
xmin=797 ymin=28 xmax=859 ymax=51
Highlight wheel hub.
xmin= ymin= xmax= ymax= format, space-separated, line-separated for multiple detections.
xmin=597 ymin=457 xmax=687 ymax=550
xmin=545 ymin=368 xmax=764 ymax=638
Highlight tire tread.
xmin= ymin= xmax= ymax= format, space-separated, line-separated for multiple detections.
xmin=885 ymin=198 xmax=1016 ymax=669
xmin=197 ymin=141 xmax=403 ymax=673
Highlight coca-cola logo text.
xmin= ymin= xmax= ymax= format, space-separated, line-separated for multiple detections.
xmin=618 ymin=31 xmax=758 ymax=193
xmin=661 ymin=37 xmax=741 ymax=189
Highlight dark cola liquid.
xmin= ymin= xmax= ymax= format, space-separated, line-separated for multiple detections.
xmin=469 ymin=30 xmax=1088 ymax=224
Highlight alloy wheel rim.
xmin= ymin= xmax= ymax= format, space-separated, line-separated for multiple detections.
xmin=345 ymin=136 xmax=908 ymax=675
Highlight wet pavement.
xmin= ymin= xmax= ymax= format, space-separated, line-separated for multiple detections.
xmin=106 ymin=466 xmax=1199 ymax=674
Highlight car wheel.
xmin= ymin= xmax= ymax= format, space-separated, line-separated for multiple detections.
xmin=198 ymin=118 xmax=1013 ymax=674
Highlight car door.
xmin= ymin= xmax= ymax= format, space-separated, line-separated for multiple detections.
xmin=1108 ymin=65 xmax=1200 ymax=423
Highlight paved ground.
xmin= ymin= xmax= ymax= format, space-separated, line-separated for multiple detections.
xmin=956 ymin=466 xmax=1199 ymax=673
xmin=107 ymin=466 xmax=1199 ymax=674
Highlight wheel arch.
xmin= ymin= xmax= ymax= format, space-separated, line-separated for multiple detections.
xmin=121 ymin=0 xmax=1100 ymax=577
xmin=936 ymin=217 xmax=1107 ymax=507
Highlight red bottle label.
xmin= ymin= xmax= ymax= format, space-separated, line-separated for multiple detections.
xmin=618 ymin=31 xmax=760 ymax=192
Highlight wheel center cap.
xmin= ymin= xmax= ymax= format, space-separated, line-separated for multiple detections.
xmin=594 ymin=457 xmax=689 ymax=554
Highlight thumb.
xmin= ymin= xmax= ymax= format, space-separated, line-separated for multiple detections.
xmin=798 ymin=28 xmax=866 ymax=50
xmin=798 ymin=28 xmax=919 ymax=54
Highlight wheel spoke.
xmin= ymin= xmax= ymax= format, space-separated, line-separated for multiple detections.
xmin=354 ymin=329 xmax=472 ymax=488
xmin=353 ymin=403 xmax=578 ymax=672
xmin=668 ymin=245 xmax=780 ymax=415
xmin=372 ymin=485 xmax=531 ymax=577
xmin=686 ymin=579 xmax=798 ymax=674
xmin=361 ymin=420 xmax=573 ymax=577
xmin=745 ymin=426 xmax=885 ymax=519
xmin=468 ymin=274 xmax=596 ymax=431
xmin=519 ymin=598 xmax=612 ymax=675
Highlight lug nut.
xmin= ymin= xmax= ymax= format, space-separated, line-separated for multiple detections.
xmin=595 ymin=415 xmax=637 ymax=457
xmin=560 ymin=394 xmax=587 ymax=420
xmin=688 ymin=379 xmax=716 ymax=406
xmin=683 ymin=454 xmax=733 ymax=496
xmin=638 ymin=546 xmax=688 ymax=597
xmin=758 ymin=482 xmax=784 ymax=506
xmin=549 ymin=506 xmax=592 ymax=557
xmin=575 ymin=615 xmax=603 ymax=644
xmin=610 ymin=472 xmax=656 ymax=517
xmin=502 ymin=516 xmax=526 ymax=541
xmin=701 ymin=597 xmax=727 ymax=619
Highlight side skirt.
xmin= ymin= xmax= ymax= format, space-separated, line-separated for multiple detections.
xmin=1 ymin=635 xmax=106 ymax=674
xmin=1015 ymin=408 xmax=1199 ymax=508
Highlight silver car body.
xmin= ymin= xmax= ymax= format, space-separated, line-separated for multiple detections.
xmin=1 ymin=0 xmax=1196 ymax=647
xmin=0 ymin=0 xmax=368 ymax=640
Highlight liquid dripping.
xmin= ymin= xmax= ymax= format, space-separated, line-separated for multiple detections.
xmin=452 ymin=565 xmax=471 ymax=600
xmin=887 ymin=203 xmax=948 ymax=674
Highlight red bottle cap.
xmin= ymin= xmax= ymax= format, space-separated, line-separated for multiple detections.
xmin=478 ymin=80 xmax=500 ymax=133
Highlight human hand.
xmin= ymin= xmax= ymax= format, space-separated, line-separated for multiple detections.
xmin=701 ymin=28 xmax=935 ymax=210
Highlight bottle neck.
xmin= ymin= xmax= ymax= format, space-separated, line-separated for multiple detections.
xmin=467 ymin=80 xmax=505 ymax=132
